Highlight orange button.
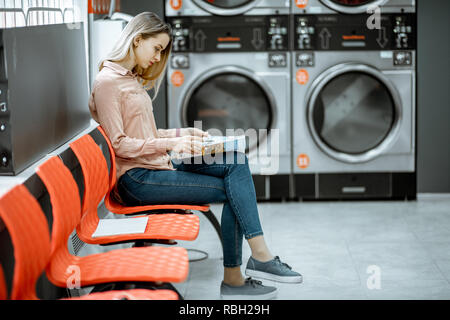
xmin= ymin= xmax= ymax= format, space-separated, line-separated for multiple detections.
xmin=295 ymin=0 xmax=308 ymax=9
xmin=296 ymin=69 xmax=309 ymax=85
xmin=170 ymin=0 xmax=182 ymax=10
xmin=296 ymin=154 xmax=310 ymax=169
xmin=171 ymin=71 xmax=184 ymax=87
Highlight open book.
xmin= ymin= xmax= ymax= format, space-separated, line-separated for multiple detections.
xmin=170 ymin=135 xmax=246 ymax=160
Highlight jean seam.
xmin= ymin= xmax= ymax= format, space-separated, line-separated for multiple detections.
xmin=225 ymin=173 xmax=249 ymax=236
xmin=126 ymin=171 xmax=226 ymax=191
xmin=235 ymin=218 xmax=241 ymax=267
xmin=224 ymin=263 xmax=242 ymax=268
xmin=186 ymin=164 xmax=236 ymax=173
xmin=245 ymin=231 xmax=264 ymax=240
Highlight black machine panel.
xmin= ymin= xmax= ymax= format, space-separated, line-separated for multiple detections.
xmin=168 ymin=15 xmax=289 ymax=52
xmin=294 ymin=13 xmax=416 ymax=51
xmin=294 ymin=172 xmax=416 ymax=200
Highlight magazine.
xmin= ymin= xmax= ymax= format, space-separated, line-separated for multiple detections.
xmin=170 ymin=135 xmax=246 ymax=159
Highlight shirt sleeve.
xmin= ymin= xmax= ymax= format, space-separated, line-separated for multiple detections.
xmin=92 ymin=79 xmax=171 ymax=158
xmin=157 ymin=128 xmax=178 ymax=138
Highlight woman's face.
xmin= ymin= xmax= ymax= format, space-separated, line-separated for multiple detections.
xmin=134 ymin=32 xmax=170 ymax=69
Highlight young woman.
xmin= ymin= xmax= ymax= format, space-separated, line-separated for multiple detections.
xmin=89 ymin=12 xmax=302 ymax=300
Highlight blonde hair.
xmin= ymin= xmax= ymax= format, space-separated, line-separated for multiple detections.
xmin=99 ymin=12 xmax=172 ymax=100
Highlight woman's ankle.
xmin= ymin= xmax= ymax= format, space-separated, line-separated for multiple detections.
xmin=223 ymin=267 xmax=245 ymax=286
xmin=251 ymin=252 xmax=274 ymax=263
xmin=247 ymin=235 xmax=274 ymax=263
xmin=223 ymin=278 xmax=245 ymax=286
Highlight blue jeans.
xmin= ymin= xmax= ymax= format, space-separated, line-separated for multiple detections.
xmin=117 ymin=151 xmax=264 ymax=267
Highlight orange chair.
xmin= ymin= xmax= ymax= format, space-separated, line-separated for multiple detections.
xmin=96 ymin=126 xmax=223 ymax=248
xmin=0 ymin=184 xmax=179 ymax=300
xmin=0 ymin=265 xmax=7 ymax=300
xmin=34 ymin=156 xmax=189 ymax=286
xmin=65 ymin=289 xmax=178 ymax=300
xmin=66 ymin=134 xmax=200 ymax=246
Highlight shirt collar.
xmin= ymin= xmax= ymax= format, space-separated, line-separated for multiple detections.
xmin=103 ymin=60 xmax=138 ymax=77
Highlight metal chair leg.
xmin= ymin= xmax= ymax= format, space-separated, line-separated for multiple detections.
xmin=202 ymin=209 xmax=223 ymax=250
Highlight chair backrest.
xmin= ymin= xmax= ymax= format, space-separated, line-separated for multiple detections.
xmin=97 ymin=126 xmax=117 ymax=192
xmin=69 ymin=134 xmax=109 ymax=236
xmin=36 ymin=156 xmax=81 ymax=256
xmin=0 ymin=185 xmax=51 ymax=300
xmin=36 ymin=156 xmax=84 ymax=286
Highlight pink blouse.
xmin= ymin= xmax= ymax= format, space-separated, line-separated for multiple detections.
xmin=89 ymin=61 xmax=176 ymax=180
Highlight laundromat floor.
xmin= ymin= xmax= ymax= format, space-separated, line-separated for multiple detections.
xmin=172 ymin=195 xmax=450 ymax=300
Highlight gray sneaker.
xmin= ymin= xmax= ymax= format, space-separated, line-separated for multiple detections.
xmin=220 ymin=277 xmax=278 ymax=300
xmin=245 ymin=256 xmax=303 ymax=283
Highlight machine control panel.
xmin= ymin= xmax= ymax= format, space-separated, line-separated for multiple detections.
xmin=168 ymin=15 xmax=289 ymax=53
xmin=293 ymin=13 xmax=416 ymax=51
xmin=296 ymin=17 xmax=315 ymax=50
xmin=394 ymin=51 xmax=412 ymax=66
xmin=171 ymin=19 xmax=191 ymax=52
xmin=296 ymin=52 xmax=315 ymax=67
xmin=269 ymin=53 xmax=287 ymax=68
xmin=171 ymin=53 xmax=190 ymax=69
xmin=393 ymin=15 xmax=413 ymax=49
xmin=268 ymin=17 xmax=288 ymax=51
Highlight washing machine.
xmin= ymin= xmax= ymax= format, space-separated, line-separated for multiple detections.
xmin=291 ymin=12 xmax=416 ymax=199
xmin=292 ymin=0 xmax=415 ymax=14
xmin=166 ymin=0 xmax=289 ymax=17
xmin=166 ymin=14 xmax=292 ymax=200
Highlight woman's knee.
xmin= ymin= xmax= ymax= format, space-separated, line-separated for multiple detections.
xmin=224 ymin=151 xmax=248 ymax=166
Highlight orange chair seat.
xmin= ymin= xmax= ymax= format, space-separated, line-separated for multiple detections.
xmin=77 ymin=213 xmax=200 ymax=245
xmin=47 ymin=246 xmax=188 ymax=288
xmin=105 ymin=194 xmax=210 ymax=215
xmin=66 ymin=289 xmax=178 ymax=300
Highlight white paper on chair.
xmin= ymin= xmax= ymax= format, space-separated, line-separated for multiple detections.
xmin=91 ymin=217 xmax=149 ymax=238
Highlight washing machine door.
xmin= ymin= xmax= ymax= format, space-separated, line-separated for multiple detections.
xmin=181 ymin=66 xmax=275 ymax=153
xmin=320 ymin=0 xmax=388 ymax=14
xmin=192 ymin=0 xmax=262 ymax=16
xmin=307 ymin=63 xmax=402 ymax=163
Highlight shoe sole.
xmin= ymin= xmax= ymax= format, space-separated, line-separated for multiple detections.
xmin=245 ymin=269 xmax=303 ymax=283
xmin=220 ymin=289 xmax=278 ymax=300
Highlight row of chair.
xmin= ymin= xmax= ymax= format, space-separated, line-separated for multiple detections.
xmin=0 ymin=125 xmax=222 ymax=300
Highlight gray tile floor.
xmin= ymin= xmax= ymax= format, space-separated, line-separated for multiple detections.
xmin=172 ymin=195 xmax=450 ymax=300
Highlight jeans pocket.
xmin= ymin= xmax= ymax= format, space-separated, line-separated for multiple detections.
xmin=126 ymin=168 xmax=149 ymax=183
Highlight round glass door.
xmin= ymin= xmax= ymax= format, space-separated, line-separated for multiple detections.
xmin=308 ymin=65 xmax=401 ymax=163
xmin=184 ymin=72 xmax=273 ymax=152
xmin=197 ymin=0 xmax=254 ymax=9
xmin=192 ymin=0 xmax=259 ymax=15
xmin=320 ymin=0 xmax=387 ymax=13
xmin=329 ymin=0 xmax=379 ymax=6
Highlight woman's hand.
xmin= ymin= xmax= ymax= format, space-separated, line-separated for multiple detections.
xmin=181 ymin=127 xmax=209 ymax=138
xmin=168 ymin=135 xmax=203 ymax=155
